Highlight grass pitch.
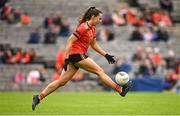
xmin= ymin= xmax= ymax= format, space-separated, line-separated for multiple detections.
xmin=0 ymin=92 xmax=180 ymax=115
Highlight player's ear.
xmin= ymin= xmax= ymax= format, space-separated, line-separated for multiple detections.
xmin=91 ymin=15 xmax=96 ymax=19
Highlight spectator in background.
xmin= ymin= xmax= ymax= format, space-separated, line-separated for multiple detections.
xmin=144 ymin=47 xmax=153 ymax=60
xmin=44 ymin=28 xmax=57 ymax=44
xmin=4 ymin=2 xmax=12 ymax=20
xmin=126 ymin=8 xmax=138 ymax=25
xmin=160 ymin=11 xmax=172 ymax=26
xmin=15 ymin=49 xmax=23 ymax=63
xmin=131 ymin=46 xmax=143 ymax=62
xmin=59 ymin=17 xmax=71 ymax=37
xmin=113 ymin=56 xmax=132 ymax=74
xmin=143 ymin=7 xmax=153 ymax=23
xmin=152 ymin=48 xmax=162 ymax=68
xmin=129 ymin=26 xmax=143 ymax=41
xmin=55 ymin=47 xmax=65 ymax=70
xmin=0 ymin=0 xmax=9 ymax=9
xmin=102 ymin=7 xmax=113 ymax=25
xmin=119 ymin=3 xmax=128 ymax=18
xmin=43 ymin=12 xmax=70 ymax=37
xmin=27 ymin=28 xmax=41 ymax=44
xmin=151 ymin=10 xmax=162 ymax=25
xmin=4 ymin=48 xmax=13 ymax=64
xmin=138 ymin=59 xmax=154 ymax=77
xmin=151 ymin=10 xmax=172 ymax=27
xmin=156 ymin=59 xmax=167 ymax=78
xmin=156 ymin=26 xmax=169 ymax=42
xmin=142 ymin=26 xmax=154 ymax=42
xmin=125 ymin=7 xmax=145 ymax=26
xmin=27 ymin=67 xmax=46 ymax=85
xmin=13 ymin=70 xmax=25 ymax=85
xmin=43 ymin=13 xmax=53 ymax=29
xmin=112 ymin=10 xmax=126 ymax=26
xmin=53 ymin=12 xmax=62 ymax=26
xmin=12 ymin=70 xmax=25 ymax=91
xmin=97 ymin=28 xmax=114 ymax=42
xmin=21 ymin=48 xmax=36 ymax=64
xmin=27 ymin=69 xmax=40 ymax=85
xmin=1 ymin=2 xmax=32 ymax=27
xmin=0 ymin=46 xmax=37 ymax=64
xmin=11 ymin=49 xmax=23 ymax=63
xmin=51 ymin=12 xmax=62 ymax=34
xmin=21 ymin=12 xmax=31 ymax=25
xmin=38 ymin=67 xmax=46 ymax=82
xmin=159 ymin=0 xmax=173 ymax=14
xmin=13 ymin=6 xmax=21 ymax=24
xmin=134 ymin=15 xmax=145 ymax=27
xmin=165 ymin=50 xmax=176 ymax=70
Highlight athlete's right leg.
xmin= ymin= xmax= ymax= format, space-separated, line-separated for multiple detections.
xmin=32 ymin=64 xmax=78 ymax=110
xmin=75 ymin=58 xmax=122 ymax=93
xmin=75 ymin=58 xmax=132 ymax=96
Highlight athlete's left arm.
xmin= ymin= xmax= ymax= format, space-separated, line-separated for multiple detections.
xmin=90 ymin=38 xmax=107 ymax=56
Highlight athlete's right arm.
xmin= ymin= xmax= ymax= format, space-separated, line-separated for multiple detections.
xmin=64 ymin=34 xmax=78 ymax=58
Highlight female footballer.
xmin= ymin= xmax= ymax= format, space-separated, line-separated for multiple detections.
xmin=32 ymin=7 xmax=132 ymax=111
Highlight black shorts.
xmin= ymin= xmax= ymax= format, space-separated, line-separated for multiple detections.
xmin=63 ymin=54 xmax=88 ymax=71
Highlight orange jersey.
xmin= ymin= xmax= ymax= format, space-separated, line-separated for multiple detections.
xmin=70 ymin=22 xmax=96 ymax=55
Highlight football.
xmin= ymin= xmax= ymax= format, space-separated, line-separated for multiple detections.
xmin=115 ymin=71 xmax=129 ymax=86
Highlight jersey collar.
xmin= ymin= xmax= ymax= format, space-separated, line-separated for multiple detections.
xmin=86 ymin=22 xmax=93 ymax=29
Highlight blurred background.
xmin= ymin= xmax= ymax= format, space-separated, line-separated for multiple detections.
xmin=0 ymin=0 xmax=180 ymax=93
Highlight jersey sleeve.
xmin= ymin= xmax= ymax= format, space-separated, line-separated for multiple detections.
xmin=73 ymin=24 xmax=87 ymax=39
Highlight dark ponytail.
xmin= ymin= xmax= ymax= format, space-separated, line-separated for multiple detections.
xmin=79 ymin=7 xmax=102 ymax=25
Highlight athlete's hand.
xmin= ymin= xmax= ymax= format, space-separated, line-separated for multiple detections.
xmin=63 ymin=58 xmax=70 ymax=71
xmin=104 ymin=54 xmax=115 ymax=64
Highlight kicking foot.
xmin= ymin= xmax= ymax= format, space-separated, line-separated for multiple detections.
xmin=120 ymin=81 xmax=132 ymax=97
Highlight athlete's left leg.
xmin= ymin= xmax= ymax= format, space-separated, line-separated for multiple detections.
xmin=39 ymin=64 xmax=78 ymax=100
xmin=32 ymin=64 xmax=78 ymax=111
